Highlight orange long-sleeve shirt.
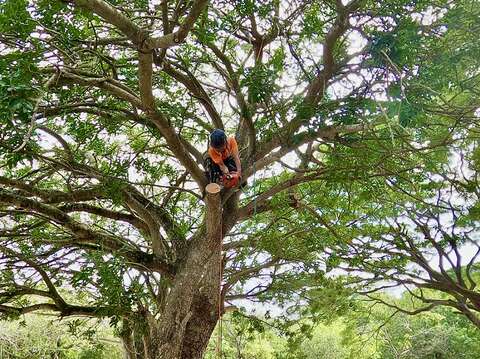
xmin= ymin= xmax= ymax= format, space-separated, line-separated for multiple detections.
xmin=208 ymin=137 xmax=238 ymax=165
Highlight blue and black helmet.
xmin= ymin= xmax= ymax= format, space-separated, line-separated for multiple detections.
xmin=210 ymin=129 xmax=227 ymax=148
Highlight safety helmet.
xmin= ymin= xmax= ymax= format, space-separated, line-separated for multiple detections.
xmin=210 ymin=129 xmax=227 ymax=149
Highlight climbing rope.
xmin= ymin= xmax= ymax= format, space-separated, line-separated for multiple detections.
xmin=216 ymin=218 xmax=224 ymax=358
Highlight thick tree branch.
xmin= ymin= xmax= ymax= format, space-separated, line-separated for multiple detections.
xmin=0 ymin=189 xmax=175 ymax=276
xmin=67 ymin=0 xmax=208 ymax=50
xmin=60 ymin=203 xmax=149 ymax=232
xmin=138 ymin=51 xmax=207 ymax=189
xmin=250 ymin=118 xmax=371 ymax=176
xmin=253 ymin=3 xmax=363 ymax=164
xmin=52 ymin=70 xmax=143 ymax=108
xmin=201 ymin=41 xmax=255 ymax=156
xmin=0 ymin=176 xmax=106 ymax=204
xmin=161 ymin=61 xmax=223 ymax=129
xmin=0 ymin=302 xmax=126 ymax=318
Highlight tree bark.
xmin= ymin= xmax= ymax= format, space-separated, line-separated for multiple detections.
xmin=180 ymin=255 xmax=222 ymax=358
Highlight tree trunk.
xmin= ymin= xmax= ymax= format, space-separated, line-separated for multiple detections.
xmin=120 ymin=184 xmax=225 ymax=358
xmin=180 ymin=255 xmax=222 ymax=358
xmin=138 ymin=183 xmax=223 ymax=359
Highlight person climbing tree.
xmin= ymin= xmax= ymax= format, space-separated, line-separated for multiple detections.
xmin=204 ymin=129 xmax=242 ymax=188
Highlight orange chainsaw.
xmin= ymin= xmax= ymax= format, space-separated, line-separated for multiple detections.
xmin=222 ymin=172 xmax=240 ymax=189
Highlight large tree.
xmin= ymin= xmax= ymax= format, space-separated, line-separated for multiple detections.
xmin=0 ymin=0 xmax=478 ymax=358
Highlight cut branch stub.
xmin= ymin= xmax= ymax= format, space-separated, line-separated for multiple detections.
xmin=205 ymin=183 xmax=222 ymax=242
xmin=205 ymin=183 xmax=221 ymax=195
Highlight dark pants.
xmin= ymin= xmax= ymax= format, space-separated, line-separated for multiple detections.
xmin=204 ymin=155 xmax=237 ymax=184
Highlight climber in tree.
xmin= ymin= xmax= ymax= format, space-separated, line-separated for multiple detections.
xmin=204 ymin=129 xmax=242 ymax=187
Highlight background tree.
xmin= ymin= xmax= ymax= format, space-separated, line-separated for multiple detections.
xmin=0 ymin=314 xmax=122 ymax=359
xmin=0 ymin=0 xmax=479 ymax=358
xmin=344 ymin=292 xmax=480 ymax=359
